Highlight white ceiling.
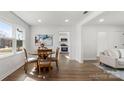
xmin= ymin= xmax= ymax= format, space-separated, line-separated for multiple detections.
xmin=13 ymin=11 xmax=88 ymax=26
xmin=86 ymin=11 xmax=124 ymax=26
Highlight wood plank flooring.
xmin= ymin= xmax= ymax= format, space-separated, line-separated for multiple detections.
xmin=3 ymin=54 xmax=122 ymax=81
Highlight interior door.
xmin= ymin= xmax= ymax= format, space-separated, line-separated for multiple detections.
xmin=97 ymin=32 xmax=107 ymax=56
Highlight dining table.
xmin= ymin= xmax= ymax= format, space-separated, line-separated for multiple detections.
xmin=29 ymin=51 xmax=55 ymax=55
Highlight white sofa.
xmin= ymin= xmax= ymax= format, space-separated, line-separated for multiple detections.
xmin=99 ymin=49 xmax=124 ymax=68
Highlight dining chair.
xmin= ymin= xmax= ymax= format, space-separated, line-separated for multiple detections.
xmin=51 ymin=48 xmax=60 ymax=70
xmin=23 ymin=48 xmax=38 ymax=73
xmin=37 ymin=49 xmax=52 ymax=74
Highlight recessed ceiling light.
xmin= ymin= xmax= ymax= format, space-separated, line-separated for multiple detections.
xmin=65 ymin=19 xmax=69 ymax=22
xmin=38 ymin=19 xmax=42 ymax=23
xmin=99 ymin=18 xmax=104 ymax=22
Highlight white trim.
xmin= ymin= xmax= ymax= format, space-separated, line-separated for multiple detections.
xmin=78 ymin=60 xmax=84 ymax=63
xmin=84 ymin=58 xmax=97 ymax=60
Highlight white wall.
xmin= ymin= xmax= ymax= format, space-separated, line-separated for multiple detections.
xmin=0 ymin=12 xmax=30 ymax=80
xmin=82 ymin=26 xmax=97 ymax=60
xmin=30 ymin=25 xmax=82 ymax=62
xmin=75 ymin=25 xmax=82 ymax=62
xmin=82 ymin=25 xmax=124 ymax=60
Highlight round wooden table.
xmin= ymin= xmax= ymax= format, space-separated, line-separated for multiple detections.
xmin=29 ymin=51 xmax=55 ymax=55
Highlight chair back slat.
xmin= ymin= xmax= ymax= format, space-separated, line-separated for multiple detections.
xmin=23 ymin=48 xmax=28 ymax=60
xmin=56 ymin=48 xmax=60 ymax=60
xmin=37 ymin=49 xmax=52 ymax=60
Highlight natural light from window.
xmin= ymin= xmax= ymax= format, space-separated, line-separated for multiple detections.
xmin=0 ymin=21 xmax=13 ymax=57
xmin=16 ymin=28 xmax=24 ymax=52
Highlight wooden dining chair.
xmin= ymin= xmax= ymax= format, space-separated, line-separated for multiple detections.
xmin=23 ymin=48 xmax=38 ymax=73
xmin=37 ymin=49 xmax=52 ymax=74
xmin=51 ymin=48 xmax=60 ymax=69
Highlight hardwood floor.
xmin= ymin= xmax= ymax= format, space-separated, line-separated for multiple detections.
xmin=3 ymin=54 xmax=122 ymax=81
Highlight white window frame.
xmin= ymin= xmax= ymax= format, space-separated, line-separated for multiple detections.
xmin=0 ymin=19 xmax=15 ymax=58
xmin=0 ymin=19 xmax=26 ymax=59
xmin=15 ymin=25 xmax=25 ymax=53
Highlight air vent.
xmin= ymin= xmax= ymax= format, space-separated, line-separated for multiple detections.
xmin=83 ymin=11 xmax=88 ymax=14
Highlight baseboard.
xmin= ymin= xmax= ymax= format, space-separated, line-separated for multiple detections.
xmin=84 ymin=58 xmax=97 ymax=61
xmin=69 ymin=58 xmax=84 ymax=63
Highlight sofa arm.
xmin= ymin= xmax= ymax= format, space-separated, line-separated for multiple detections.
xmin=100 ymin=54 xmax=117 ymax=67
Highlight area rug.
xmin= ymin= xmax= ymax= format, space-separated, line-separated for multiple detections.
xmin=94 ymin=63 xmax=124 ymax=80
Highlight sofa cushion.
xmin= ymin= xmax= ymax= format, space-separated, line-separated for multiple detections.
xmin=103 ymin=50 xmax=109 ymax=56
xmin=107 ymin=49 xmax=120 ymax=59
xmin=118 ymin=58 xmax=124 ymax=65
xmin=119 ymin=49 xmax=124 ymax=58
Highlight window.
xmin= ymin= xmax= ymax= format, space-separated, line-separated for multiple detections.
xmin=0 ymin=21 xmax=13 ymax=56
xmin=0 ymin=20 xmax=25 ymax=58
xmin=16 ymin=28 xmax=24 ymax=52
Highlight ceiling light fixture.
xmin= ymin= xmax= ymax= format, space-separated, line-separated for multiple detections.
xmin=38 ymin=19 xmax=42 ymax=23
xmin=83 ymin=11 xmax=88 ymax=14
xmin=65 ymin=19 xmax=69 ymax=22
xmin=99 ymin=18 xmax=104 ymax=22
